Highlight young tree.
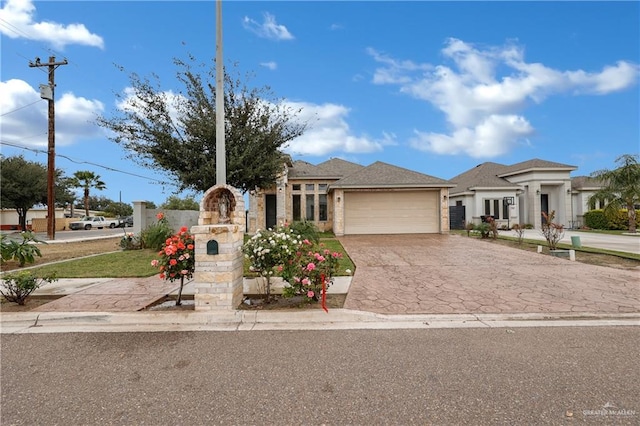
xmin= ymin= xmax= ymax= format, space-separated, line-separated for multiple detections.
xmin=72 ymin=171 xmax=107 ymax=216
xmin=96 ymin=56 xmax=306 ymax=194
xmin=589 ymin=154 xmax=640 ymax=233
xmin=0 ymin=156 xmax=47 ymax=230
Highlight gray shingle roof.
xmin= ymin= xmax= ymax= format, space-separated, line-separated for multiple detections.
xmin=330 ymin=161 xmax=454 ymax=188
xmin=287 ymin=160 xmax=322 ymax=178
xmin=449 ymin=162 xmax=519 ymax=195
xmin=498 ymin=158 xmax=577 ymax=177
xmin=288 ymin=158 xmax=363 ymax=179
xmin=316 ymin=158 xmax=364 ymax=177
xmin=571 ymin=175 xmax=604 ymax=190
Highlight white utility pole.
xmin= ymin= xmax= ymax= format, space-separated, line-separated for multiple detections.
xmin=215 ymin=0 xmax=226 ymax=185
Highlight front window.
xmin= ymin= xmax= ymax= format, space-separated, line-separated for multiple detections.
xmin=305 ymin=194 xmax=315 ymax=220
xmin=305 ymin=184 xmax=314 ymax=192
xmin=319 ymin=194 xmax=327 ymax=221
xmin=293 ymin=194 xmax=301 ymax=221
xmin=483 ymin=199 xmax=501 ymax=220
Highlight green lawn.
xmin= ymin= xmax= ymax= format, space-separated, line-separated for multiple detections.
xmin=22 ymin=250 xmax=159 ymax=278
xmin=25 ymin=238 xmax=356 ymax=279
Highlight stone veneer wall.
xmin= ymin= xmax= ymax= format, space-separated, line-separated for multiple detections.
xmin=191 ymin=184 xmax=245 ymax=310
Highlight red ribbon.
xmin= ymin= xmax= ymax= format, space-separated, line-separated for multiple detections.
xmin=321 ymin=273 xmax=328 ymax=313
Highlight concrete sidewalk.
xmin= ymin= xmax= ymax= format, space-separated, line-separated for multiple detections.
xmin=2 ymin=232 xmax=639 ymax=334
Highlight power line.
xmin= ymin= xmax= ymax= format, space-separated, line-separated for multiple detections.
xmin=0 ymin=99 xmax=44 ymax=117
xmin=0 ymin=139 xmax=178 ymax=186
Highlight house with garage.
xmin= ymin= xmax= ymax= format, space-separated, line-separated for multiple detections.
xmin=448 ymin=159 xmax=579 ymax=230
xmin=247 ymin=158 xmax=455 ymax=236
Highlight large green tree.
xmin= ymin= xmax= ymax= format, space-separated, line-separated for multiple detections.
xmin=0 ymin=156 xmax=76 ymax=229
xmin=0 ymin=156 xmax=47 ymax=230
xmin=96 ymin=56 xmax=306 ymax=194
xmin=160 ymin=195 xmax=199 ymax=211
xmin=72 ymin=171 xmax=107 ymax=216
xmin=589 ymin=154 xmax=640 ymax=233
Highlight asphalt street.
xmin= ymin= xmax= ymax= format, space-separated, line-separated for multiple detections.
xmin=1 ymin=327 xmax=638 ymax=425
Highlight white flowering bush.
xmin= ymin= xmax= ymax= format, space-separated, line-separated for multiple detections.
xmin=243 ymin=225 xmax=302 ymax=302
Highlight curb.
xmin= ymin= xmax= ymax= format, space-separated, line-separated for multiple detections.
xmin=2 ymin=310 xmax=638 ymax=334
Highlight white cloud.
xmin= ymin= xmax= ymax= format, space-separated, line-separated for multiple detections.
xmin=283 ymin=102 xmax=387 ymax=156
xmin=242 ymin=12 xmax=294 ymax=41
xmin=370 ymin=38 xmax=640 ymax=158
xmin=0 ymin=0 xmax=104 ymax=50
xmin=260 ymin=61 xmax=278 ymax=71
xmin=410 ymin=114 xmax=534 ymax=158
xmin=0 ymin=79 xmax=104 ymax=147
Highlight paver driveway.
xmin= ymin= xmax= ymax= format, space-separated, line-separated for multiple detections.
xmin=339 ymin=234 xmax=640 ymax=315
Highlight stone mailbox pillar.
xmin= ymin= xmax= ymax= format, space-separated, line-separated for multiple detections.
xmin=191 ymin=185 xmax=245 ymax=310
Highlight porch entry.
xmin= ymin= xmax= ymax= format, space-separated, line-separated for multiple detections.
xmin=265 ymin=194 xmax=277 ymax=229
xmin=541 ymin=193 xmax=549 ymax=224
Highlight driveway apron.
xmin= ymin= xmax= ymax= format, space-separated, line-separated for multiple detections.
xmin=339 ymin=234 xmax=640 ymax=315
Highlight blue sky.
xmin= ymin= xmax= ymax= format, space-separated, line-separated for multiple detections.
xmin=1 ymin=0 xmax=638 ymax=207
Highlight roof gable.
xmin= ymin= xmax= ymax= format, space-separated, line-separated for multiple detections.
xmin=498 ymin=158 xmax=577 ymax=177
xmin=331 ymin=161 xmax=453 ymax=188
xmin=316 ymin=158 xmax=364 ymax=177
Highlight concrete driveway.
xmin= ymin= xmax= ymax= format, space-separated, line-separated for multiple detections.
xmin=339 ymin=234 xmax=640 ymax=315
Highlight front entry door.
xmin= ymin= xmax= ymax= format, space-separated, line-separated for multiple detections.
xmin=265 ymin=194 xmax=277 ymax=229
xmin=541 ymin=193 xmax=549 ymax=224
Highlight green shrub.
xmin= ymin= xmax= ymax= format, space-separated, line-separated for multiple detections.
xmin=607 ymin=209 xmax=629 ymax=230
xmin=584 ymin=210 xmax=609 ymax=230
xmin=120 ymin=232 xmax=142 ymax=250
xmin=289 ymin=220 xmax=320 ymax=244
xmin=0 ymin=271 xmax=57 ymax=305
xmin=140 ymin=212 xmax=174 ymax=251
xmin=0 ymin=232 xmax=46 ymax=267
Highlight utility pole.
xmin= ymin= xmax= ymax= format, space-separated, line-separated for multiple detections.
xmin=215 ymin=0 xmax=226 ymax=186
xmin=29 ymin=56 xmax=68 ymax=240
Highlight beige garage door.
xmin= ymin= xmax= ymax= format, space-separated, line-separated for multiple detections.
xmin=344 ymin=191 xmax=439 ymax=234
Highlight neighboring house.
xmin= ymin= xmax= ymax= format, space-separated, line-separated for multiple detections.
xmin=448 ymin=159 xmax=578 ymax=230
xmin=247 ymin=158 xmax=455 ymax=236
xmin=569 ymin=175 xmax=605 ymax=228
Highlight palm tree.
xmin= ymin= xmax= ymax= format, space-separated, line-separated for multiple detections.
xmin=589 ymin=154 xmax=640 ymax=233
xmin=72 ymin=171 xmax=107 ymax=216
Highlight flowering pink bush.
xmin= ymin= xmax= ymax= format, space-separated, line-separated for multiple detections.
xmin=281 ymin=239 xmax=342 ymax=302
xmin=151 ymin=226 xmax=195 ymax=305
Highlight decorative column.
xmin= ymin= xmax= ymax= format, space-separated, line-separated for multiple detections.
xmin=191 ymin=185 xmax=245 ymax=310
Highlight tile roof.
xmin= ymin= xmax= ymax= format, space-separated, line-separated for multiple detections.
xmin=330 ymin=161 xmax=454 ymax=188
xmin=497 ymin=158 xmax=577 ymax=177
xmin=449 ymin=162 xmax=519 ymax=195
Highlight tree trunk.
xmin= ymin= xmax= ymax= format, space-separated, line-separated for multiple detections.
xmin=628 ymin=204 xmax=637 ymax=233
xmin=17 ymin=208 xmax=27 ymax=231
xmin=265 ymin=275 xmax=271 ymax=304
xmin=84 ymin=188 xmax=90 ymax=216
xmin=176 ymin=276 xmax=184 ymax=306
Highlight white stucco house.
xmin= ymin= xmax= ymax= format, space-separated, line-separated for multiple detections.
xmin=448 ymin=159 xmax=586 ymax=229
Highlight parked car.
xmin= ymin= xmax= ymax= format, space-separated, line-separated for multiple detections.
xmin=121 ymin=216 xmax=133 ymax=227
xmin=68 ymin=216 xmax=122 ymax=230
